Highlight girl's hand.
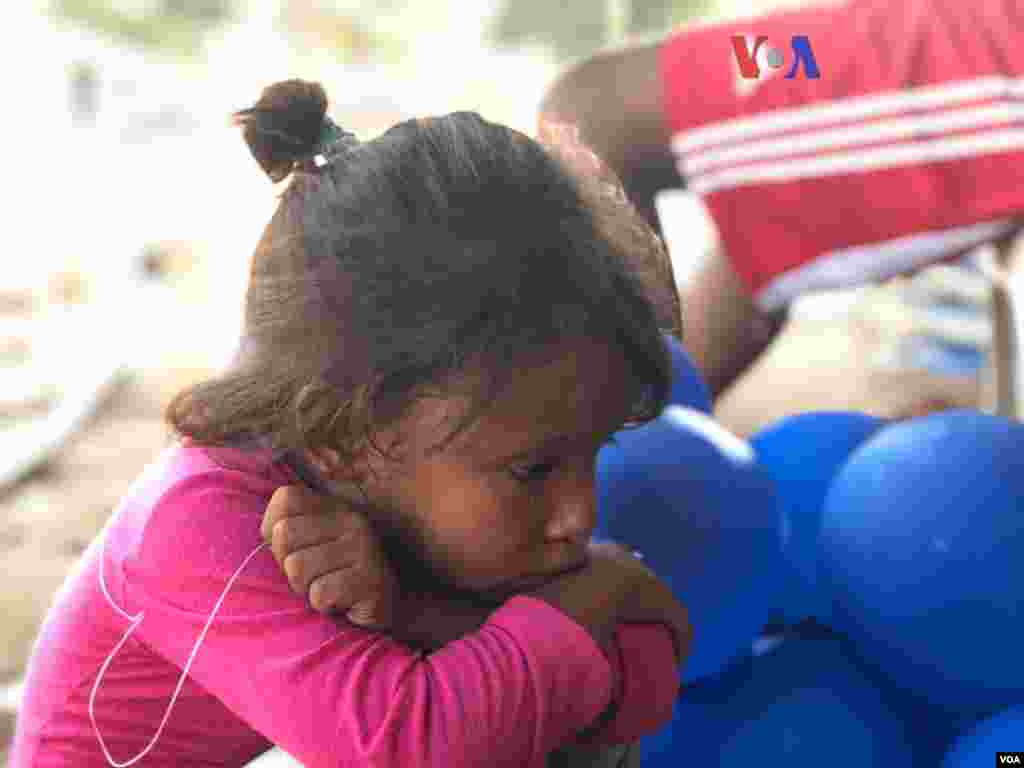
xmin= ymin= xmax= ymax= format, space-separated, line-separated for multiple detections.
xmin=262 ymin=485 xmax=399 ymax=629
xmin=599 ymin=543 xmax=692 ymax=668
xmin=262 ymin=485 xmax=494 ymax=651
xmin=532 ymin=540 xmax=691 ymax=667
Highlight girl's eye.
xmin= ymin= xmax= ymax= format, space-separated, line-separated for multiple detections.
xmin=508 ymin=461 xmax=558 ymax=484
xmin=505 ymin=435 xmax=619 ymax=486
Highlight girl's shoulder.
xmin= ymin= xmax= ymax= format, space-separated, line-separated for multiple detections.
xmin=177 ymin=439 xmax=295 ymax=491
xmin=150 ymin=438 xmax=293 ymax=530
xmin=116 ymin=439 xmax=293 ymax=525
xmin=112 ymin=440 xmax=299 ymax=596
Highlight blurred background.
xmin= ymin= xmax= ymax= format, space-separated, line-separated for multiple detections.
xmin=0 ymin=0 xmax=997 ymax=763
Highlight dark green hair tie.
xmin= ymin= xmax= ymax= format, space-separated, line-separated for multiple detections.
xmin=312 ymin=116 xmax=359 ymax=168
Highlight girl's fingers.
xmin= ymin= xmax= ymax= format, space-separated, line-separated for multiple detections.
xmin=343 ymin=592 xmax=397 ymax=630
xmin=261 ymin=485 xmax=324 ymax=543
xmin=263 ymin=486 xmax=400 ymax=623
xmin=281 ymin=536 xmax=356 ymax=596
xmin=270 ymin=515 xmax=348 ymax=567
xmin=307 ymin=567 xmax=360 ymax=615
xmin=308 ymin=561 xmax=397 ymax=626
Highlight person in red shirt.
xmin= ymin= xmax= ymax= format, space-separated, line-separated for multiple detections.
xmin=539 ymin=0 xmax=1024 ymax=398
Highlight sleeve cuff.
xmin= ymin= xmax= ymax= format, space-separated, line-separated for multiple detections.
xmin=487 ymin=595 xmax=615 ymax=733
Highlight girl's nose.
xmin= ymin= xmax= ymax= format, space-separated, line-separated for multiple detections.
xmin=545 ymin=477 xmax=596 ymax=546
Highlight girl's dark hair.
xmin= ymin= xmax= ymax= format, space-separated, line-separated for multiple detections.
xmin=165 ymin=79 xmax=679 ymax=463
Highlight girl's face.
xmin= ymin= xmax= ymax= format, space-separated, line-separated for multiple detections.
xmin=339 ymin=341 xmax=634 ymax=599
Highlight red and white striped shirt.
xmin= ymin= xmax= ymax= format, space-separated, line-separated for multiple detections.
xmin=659 ymin=0 xmax=1024 ymax=311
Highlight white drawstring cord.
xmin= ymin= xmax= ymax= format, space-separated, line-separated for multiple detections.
xmin=90 ymin=535 xmax=269 ymax=766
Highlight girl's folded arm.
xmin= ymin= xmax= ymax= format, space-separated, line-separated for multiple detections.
xmin=577 ymin=622 xmax=681 ymax=746
xmin=123 ymin=481 xmax=614 ymax=768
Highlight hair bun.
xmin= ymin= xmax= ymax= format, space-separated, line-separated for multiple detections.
xmin=232 ymin=79 xmax=329 ymax=182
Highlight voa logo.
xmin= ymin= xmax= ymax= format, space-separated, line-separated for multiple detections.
xmin=730 ymin=35 xmax=821 ymax=80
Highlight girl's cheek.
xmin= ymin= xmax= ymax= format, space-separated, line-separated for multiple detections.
xmin=488 ymin=487 xmax=544 ymax=542
xmin=469 ymin=506 xmax=536 ymax=563
xmin=452 ymin=478 xmax=543 ymax=560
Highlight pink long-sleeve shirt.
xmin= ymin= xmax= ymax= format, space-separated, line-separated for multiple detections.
xmin=11 ymin=440 xmax=679 ymax=767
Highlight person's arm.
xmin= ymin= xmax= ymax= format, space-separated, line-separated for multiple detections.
xmin=261 ymin=492 xmax=688 ymax=746
xmin=128 ymin=481 xmax=618 ymax=768
xmin=573 ymin=623 xmax=681 ymax=746
xmin=982 ymin=226 xmax=1024 ymax=419
xmin=682 ymin=245 xmax=788 ymax=398
xmin=538 ymin=39 xmax=681 ymax=232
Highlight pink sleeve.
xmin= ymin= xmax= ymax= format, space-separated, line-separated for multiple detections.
xmin=124 ymin=479 xmax=614 ymax=768
xmin=579 ymin=623 xmax=680 ymax=746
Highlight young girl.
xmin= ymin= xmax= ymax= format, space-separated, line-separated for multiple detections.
xmin=11 ymin=79 xmax=688 ymax=768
